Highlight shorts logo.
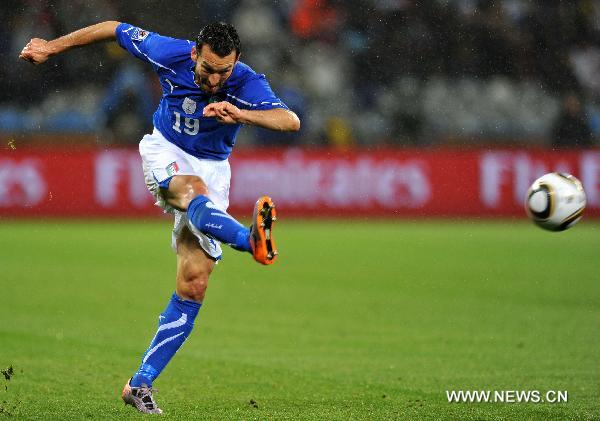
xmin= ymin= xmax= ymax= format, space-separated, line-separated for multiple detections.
xmin=131 ymin=28 xmax=149 ymax=41
xmin=182 ymin=97 xmax=197 ymax=114
xmin=166 ymin=161 xmax=180 ymax=176
xmin=208 ymin=238 xmax=217 ymax=250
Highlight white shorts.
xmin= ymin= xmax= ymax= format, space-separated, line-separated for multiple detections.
xmin=139 ymin=128 xmax=231 ymax=259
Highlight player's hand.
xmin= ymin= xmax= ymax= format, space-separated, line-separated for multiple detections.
xmin=19 ymin=38 xmax=53 ymax=65
xmin=203 ymin=101 xmax=244 ymax=125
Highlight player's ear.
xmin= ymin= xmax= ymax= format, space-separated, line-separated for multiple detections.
xmin=191 ymin=46 xmax=198 ymax=61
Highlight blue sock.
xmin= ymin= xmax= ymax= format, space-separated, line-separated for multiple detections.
xmin=187 ymin=195 xmax=251 ymax=252
xmin=130 ymin=293 xmax=201 ymax=387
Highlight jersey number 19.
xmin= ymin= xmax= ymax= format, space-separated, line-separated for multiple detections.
xmin=172 ymin=111 xmax=199 ymax=135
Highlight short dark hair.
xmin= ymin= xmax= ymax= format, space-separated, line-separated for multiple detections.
xmin=196 ymin=22 xmax=241 ymax=58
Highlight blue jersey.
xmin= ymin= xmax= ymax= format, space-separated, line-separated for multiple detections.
xmin=115 ymin=23 xmax=287 ymax=160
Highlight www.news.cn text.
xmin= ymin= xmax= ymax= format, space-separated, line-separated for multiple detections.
xmin=446 ymin=390 xmax=568 ymax=404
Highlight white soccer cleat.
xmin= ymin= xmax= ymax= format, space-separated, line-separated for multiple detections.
xmin=121 ymin=378 xmax=163 ymax=415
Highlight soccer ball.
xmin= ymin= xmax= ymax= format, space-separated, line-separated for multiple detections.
xmin=525 ymin=172 xmax=586 ymax=231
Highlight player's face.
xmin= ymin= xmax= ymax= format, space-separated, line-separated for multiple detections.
xmin=192 ymin=45 xmax=238 ymax=94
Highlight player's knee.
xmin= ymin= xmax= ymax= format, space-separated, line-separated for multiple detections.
xmin=186 ymin=274 xmax=209 ymax=302
xmin=180 ymin=265 xmax=211 ymax=302
xmin=166 ymin=176 xmax=209 ymax=210
xmin=182 ymin=180 xmax=209 ymax=209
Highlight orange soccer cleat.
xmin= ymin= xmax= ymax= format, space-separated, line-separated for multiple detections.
xmin=250 ymin=196 xmax=278 ymax=265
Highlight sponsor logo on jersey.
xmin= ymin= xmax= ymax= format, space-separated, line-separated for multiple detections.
xmin=182 ymin=97 xmax=197 ymax=114
xmin=166 ymin=161 xmax=180 ymax=176
xmin=131 ymin=27 xmax=149 ymax=41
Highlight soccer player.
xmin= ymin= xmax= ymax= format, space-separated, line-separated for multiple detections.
xmin=20 ymin=21 xmax=300 ymax=414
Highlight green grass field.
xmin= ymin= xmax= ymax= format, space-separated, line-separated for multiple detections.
xmin=1 ymin=219 xmax=599 ymax=420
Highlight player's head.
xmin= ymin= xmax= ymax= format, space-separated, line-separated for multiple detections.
xmin=191 ymin=22 xmax=241 ymax=94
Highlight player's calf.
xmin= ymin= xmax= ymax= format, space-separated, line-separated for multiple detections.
xmin=185 ymin=192 xmax=279 ymax=265
xmin=176 ymin=227 xmax=215 ymax=302
xmin=129 ymin=293 xmax=201 ymax=389
xmin=187 ymin=194 xmax=251 ymax=251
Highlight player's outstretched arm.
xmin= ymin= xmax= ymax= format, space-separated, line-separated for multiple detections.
xmin=203 ymin=102 xmax=301 ymax=132
xmin=19 ymin=21 xmax=120 ymax=65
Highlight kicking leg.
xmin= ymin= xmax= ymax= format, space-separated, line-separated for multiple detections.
xmin=165 ymin=175 xmax=251 ymax=251
xmin=163 ymin=175 xmax=278 ymax=264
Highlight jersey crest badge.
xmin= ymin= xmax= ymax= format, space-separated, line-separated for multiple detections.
xmin=182 ymin=97 xmax=197 ymax=114
xmin=131 ymin=28 xmax=149 ymax=42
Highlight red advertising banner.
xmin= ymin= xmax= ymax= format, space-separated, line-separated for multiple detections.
xmin=0 ymin=148 xmax=599 ymax=218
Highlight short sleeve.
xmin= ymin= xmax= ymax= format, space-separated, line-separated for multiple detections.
xmin=236 ymin=75 xmax=288 ymax=111
xmin=115 ymin=23 xmax=183 ymax=72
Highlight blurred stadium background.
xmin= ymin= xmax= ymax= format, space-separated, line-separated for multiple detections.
xmin=0 ymin=0 xmax=599 ymax=218
xmin=3 ymin=0 xmax=600 ymax=147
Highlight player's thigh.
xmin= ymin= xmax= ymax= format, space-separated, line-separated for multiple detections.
xmin=175 ymin=225 xmax=216 ymax=303
xmin=139 ymin=129 xmax=206 ymax=211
